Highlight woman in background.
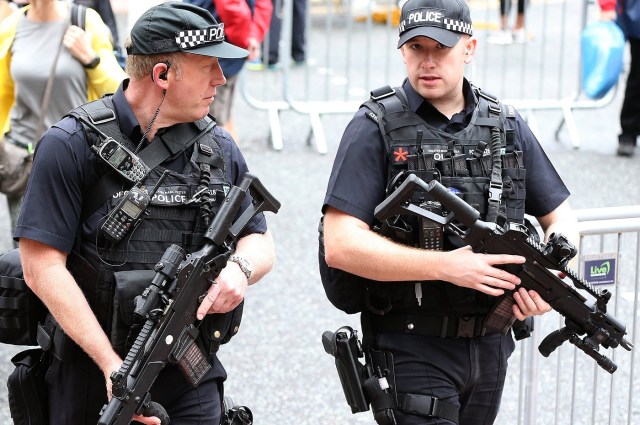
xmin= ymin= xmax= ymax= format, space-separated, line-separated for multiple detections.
xmin=0 ymin=0 xmax=125 ymax=233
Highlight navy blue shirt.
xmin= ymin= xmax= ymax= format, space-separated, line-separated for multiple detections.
xmin=323 ymin=78 xmax=570 ymax=224
xmin=15 ymin=80 xmax=267 ymax=252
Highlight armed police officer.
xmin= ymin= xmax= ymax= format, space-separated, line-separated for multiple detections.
xmin=320 ymin=0 xmax=578 ymax=423
xmin=15 ymin=2 xmax=274 ymax=424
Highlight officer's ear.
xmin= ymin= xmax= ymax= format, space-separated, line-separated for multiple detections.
xmin=463 ymin=36 xmax=477 ymax=63
xmin=151 ymin=62 xmax=171 ymax=88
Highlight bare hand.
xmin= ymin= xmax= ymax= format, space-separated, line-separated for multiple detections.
xmin=246 ymin=38 xmax=261 ymax=62
xmin=63 ymin=25 xmax=96 ymax=66
xmin=442 ymin=246 xmax=525 ymax=296
xmin=512 ymin=288 xmax=552 ymax=320
xmin=196 ymin=262 xmax=247 ymax=319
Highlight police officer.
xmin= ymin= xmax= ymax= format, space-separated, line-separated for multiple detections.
xmin=321 ymin=0 xmax=578 ymax=423
xmin=15 ymin=2 xmax=274 ymax=424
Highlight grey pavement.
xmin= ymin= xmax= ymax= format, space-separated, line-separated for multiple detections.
xmin=1 ymin=1 xmax=640 ymax=424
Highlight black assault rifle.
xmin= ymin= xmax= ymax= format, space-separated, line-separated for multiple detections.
xmin=374 ymin=173 xmax=633 ymax=373
xmin=98 ymin=173 xmax=280 ymax=425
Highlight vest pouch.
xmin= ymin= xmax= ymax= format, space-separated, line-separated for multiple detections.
xmin=318 ymin=217 xmax=368 ymax=314
xmin=439 ymin=176 xmax=489 ymax=219
xmin=0 ymin=248 xmax=48 ymax=346
xmin=7 ymin=348 xmax=50 ymax=425
xmin=112 ymin=270 xmax=156 ymax=354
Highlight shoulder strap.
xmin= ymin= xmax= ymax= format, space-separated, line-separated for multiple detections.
xmin=70 ymin=3 xmax=86 ymax=30
xmin=473 ymin=87 xmax=505 ymax=223
xmin=363 ymin=85 xmax=415 ymax=187
xmin=69 ymin=98 xmax=217 ymax=221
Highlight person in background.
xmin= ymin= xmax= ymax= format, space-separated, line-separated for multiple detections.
xmin=320 ymin=0 xmax=578 ymax=423
xmin=0 ymin=0 xmax=17 ymax=21
xmin=487 ymin=0 xmax=528 ymax=45
xmin=0 ymin=0 xmax=125 ymax=233
xmin=599 ymin=0 xmax=640 ymax=157
xmin=69 ymin=0 xmax=125 ymax=65
xmin=265 ymin=0 xmax=306 ymax=67
xmin=183 ymin=0 xmax=273 ymax=141
xmin=15 ymin=2 xmax=275 ymax=424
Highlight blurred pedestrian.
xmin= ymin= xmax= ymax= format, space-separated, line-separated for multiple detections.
xmin=0 ymin=0 xmax=125 ymax=234
xmin=487 ymin=0 xmax=528 ymax=45
xmin=69 ymin=0 xmax=125 ymax=65
xmin=183 ymin=0 xmax=273 ymax=140
xmin=266 ymin=0 xmax=306 ymax=66
xmin=599 ymin=0 xmax=639 ymax=157
xmin=69 ymin=0 xmax=121 ymax=50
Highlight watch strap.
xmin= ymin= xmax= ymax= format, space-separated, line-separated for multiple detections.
xmin=228 ymin=255 xmax=252 ymax=280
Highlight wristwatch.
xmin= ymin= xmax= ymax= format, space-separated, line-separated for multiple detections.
xmin=83 ymin=56 xmax=101 ymax=69
xmin=228 ymin=255 xmax=252 ymax=280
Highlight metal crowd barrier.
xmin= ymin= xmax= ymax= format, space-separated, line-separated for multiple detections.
xmin=496 ymin=207 xmax=640 ymax=425
xmin=240 ymin=0 xmax=620 ymax=152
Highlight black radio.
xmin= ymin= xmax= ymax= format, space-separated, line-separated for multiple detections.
xmin=418 ymin=200 xmax=444 ymax=251
xmin=101 ymin=172 xmax=168 ymax=243
xmin=92 ymin=137 xmax=150 ymax=183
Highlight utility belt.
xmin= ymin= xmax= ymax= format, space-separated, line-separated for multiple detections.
xmin=364 ymin=312 xmax=488 ymax=339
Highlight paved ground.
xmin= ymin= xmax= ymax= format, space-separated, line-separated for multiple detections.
xmin=0 ymin=0 xmax=639 ymax=423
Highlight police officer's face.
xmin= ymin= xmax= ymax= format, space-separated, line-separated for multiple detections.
xmin=168 ymin=54 xmax=226 ymax=121
xmin=401 ymin=35 xmax=476 ymax=105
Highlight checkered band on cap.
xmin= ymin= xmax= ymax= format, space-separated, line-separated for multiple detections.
xmin=443 ymin=18 xmax=472 ymax=35
xmin=175 ymin=24 xmax=225 ymax=50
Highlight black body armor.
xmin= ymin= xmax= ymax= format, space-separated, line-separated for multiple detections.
xmin=65 ymin=98 xmax=230 ymax=355
xmin=362 ymin=85 xmax=527 ymax=317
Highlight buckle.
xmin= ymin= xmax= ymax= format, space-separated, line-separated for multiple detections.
xmin=370 ymin=87 xmax=396 ymax=101
xmin=488 ymin=182 xmax=502 ymax=204
xmin=87 ymin=108 xmax=116 ymax=125
xmin=457 ymin=316 xmax=476 ymax=338
xmin=198 ymin=143 xmax=213 ymax=156
xmin=428 ymin=397 xmax=440 ymax=416
xmin=487 ymin=103 xmax=501 ymax=117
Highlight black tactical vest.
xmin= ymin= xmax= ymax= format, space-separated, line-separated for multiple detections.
xmin=362 ymin=85 xmax=527 ymax=317
xmin=65 ymin=98 xmax=229 ymax=355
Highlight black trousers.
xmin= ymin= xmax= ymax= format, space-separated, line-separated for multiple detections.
xmin=373 ymin=332 xmax=516 ymax=425
xmin=267 ymin=0 xmax=307 ymax=64
xmin=620 ymin=37 xmax=640 ymax=139
xmin=45 ymin=347 xmax=225 ymax=425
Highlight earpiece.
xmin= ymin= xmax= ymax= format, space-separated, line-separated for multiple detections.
xmin=160 ymin=61 xmax=171 ymax=80
xmin=151 ymin=61 xmax=171 ymax=82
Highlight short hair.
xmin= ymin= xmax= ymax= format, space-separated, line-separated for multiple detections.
xmin=124 ymin=36 xmax=184 ymax=80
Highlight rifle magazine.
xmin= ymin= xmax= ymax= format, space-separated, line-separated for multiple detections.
xmin=482 ymin=295 xmax=517 ymax=335
xmin=172 ymin=325 xmax=211 ymax=387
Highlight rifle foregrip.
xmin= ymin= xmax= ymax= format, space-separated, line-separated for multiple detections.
xmin=539 ymin=328 xmax=572 ymax=357
xmin=140 ymin=401 xmax=170 ymax=425
xmin=424 ymin=180 xmax=480 ymax=228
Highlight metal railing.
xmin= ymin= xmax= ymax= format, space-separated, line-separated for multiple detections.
xmin=240 ymin=0 xmax=621 ymax=152
xmin=496 ymin=208 xmax=640 ymax=425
